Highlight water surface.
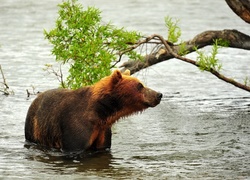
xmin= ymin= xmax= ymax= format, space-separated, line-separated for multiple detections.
xmin=0 ymin=0 xmax=250 ymax=179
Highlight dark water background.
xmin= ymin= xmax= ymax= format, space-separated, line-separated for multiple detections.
xmin=0 ymin=0 xmax=250 ymax=179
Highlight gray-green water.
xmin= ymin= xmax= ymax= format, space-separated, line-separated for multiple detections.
xmin=0 ymin=0 xmax=250 ymax=179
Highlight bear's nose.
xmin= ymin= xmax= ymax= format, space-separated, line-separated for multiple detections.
xmin=157 ymin=93 xmax=163 ymax=101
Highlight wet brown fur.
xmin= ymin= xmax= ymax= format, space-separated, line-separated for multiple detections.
xmin=25 ymin=70 xmax=162 ymax=152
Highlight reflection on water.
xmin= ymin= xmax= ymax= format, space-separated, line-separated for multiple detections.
xmin=24 ymin=143 xmax=113 ymax=171
xmin=0 ymin=0 xmax=250 ymax=179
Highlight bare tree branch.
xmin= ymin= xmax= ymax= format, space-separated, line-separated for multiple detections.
xmin=44 ymin=63 xmax=65 ymax=88
xmin=0 ymin=65 xmax=13 ymax=95
xmin=0 ymin=65 xmax=9 ymax=89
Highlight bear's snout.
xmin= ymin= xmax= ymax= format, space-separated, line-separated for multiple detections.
xmin=142 ymin=88 xmax=162 ymax=107
xmin=153 ymin=92 xmax=162 ymax=106
xmin=157 ymin=92 xmax=163 ymax=101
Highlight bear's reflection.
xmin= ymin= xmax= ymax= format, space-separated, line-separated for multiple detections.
xmin=24 ymin=142 xmax=113 ymax=172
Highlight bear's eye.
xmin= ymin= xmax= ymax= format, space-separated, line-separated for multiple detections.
xmin=137 ymin=83 xmax=144 ymax=91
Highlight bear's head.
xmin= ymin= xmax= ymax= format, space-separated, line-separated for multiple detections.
xmin=111 ymin=69 xmax=162 ymax=108
xmin=92 ymin=70 xmax=162 ymax=123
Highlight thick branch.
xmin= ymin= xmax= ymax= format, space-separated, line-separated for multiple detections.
xmin=225 ymin=0 xmax=250 ymax=23
xmin=120 ymin=32 xmax=250 ymax=92
xmin=120 ymin=29 xmax=250 ymax=74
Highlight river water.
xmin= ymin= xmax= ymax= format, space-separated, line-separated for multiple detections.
xmin=0 ymin=0 xmax=250 ymax=179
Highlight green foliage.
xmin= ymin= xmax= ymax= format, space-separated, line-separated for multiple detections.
xmin=178 ymin=42 xmax=189 ymax=56
xmin=44 ymin=0 xmax=141 ymax=89
xmin=165 ymin=16 xmax=188 ymax=56
xmin=165 ymin=16 xmax=181 ymax=43
xmin=216 ymin=38 xmax=230 ymax=47
xmin=196 ymin=39 xmax=228 ymax=72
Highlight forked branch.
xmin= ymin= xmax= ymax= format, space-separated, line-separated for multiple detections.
xmin=120 ymin=31 xmax=250 ymax=92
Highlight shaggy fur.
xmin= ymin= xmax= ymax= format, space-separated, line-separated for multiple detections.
xmin=25 ymin=70 xmax=162 ymax=152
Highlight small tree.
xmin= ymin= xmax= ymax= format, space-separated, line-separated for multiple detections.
xmin=44 ymin=0 xmax=141 ymax=89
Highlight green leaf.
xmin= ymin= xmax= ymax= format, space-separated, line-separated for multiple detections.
xmin=44 ymin=0 xmax=141 ymax=89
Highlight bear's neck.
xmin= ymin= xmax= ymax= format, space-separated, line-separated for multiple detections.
xmin=106 ymin=108 xmax=142 ymax=126
xmin=94 ymin=94 xmax=143 ymax=126
xmin=95 ymin=94 xmax=123 ymax=122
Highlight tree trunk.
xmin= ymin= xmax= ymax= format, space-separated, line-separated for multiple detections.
xmin=225 ymin=0 xmax=250 ymax=23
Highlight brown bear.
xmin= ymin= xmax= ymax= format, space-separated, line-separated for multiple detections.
xmin=24 ymin=69 xmax=162 ymax=153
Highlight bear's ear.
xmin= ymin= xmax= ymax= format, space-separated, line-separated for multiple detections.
xmin=122 ymin=69 xmax=131 ymax=76
xmin=111 ymin=70 xmax=122 ymax=84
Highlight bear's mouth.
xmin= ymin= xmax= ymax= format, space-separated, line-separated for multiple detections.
xmin=143 ymin=99 xmax=161 ymax=107
xmin=143 ymin=92 xmax=162 ymax=107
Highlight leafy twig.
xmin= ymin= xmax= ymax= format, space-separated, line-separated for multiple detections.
xmin=152 ymin=34 xmax=250 ymax=92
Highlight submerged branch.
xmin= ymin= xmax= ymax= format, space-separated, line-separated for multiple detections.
xmin=0 ymin=65 xmax=13 ymax=95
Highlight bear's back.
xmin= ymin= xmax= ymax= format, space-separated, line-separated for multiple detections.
xmin=25 ymin=87 xmax=92 ymax=148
